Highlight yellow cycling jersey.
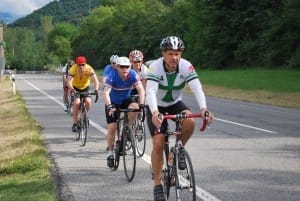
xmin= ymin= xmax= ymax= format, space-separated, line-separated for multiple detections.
xmin=68 ymin=64 xmax=95 ymax=90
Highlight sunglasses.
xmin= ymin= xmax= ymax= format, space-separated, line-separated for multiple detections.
xmin=78 ymin=64 xmax=85 ymax=66
xmin=119 ymin=65 xmax=130 ymax=69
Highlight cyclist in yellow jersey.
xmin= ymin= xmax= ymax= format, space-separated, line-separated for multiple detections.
xmin=67 ymin=56 xmax=99 ymax=132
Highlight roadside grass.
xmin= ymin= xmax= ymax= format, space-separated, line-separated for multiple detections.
xmin=198 ymin=69 xmax=300 ymax=92
xmin=194 ymin=69 xmax=300 ymax=109
xmin=0 ymin=79 xmax=56 ymax=201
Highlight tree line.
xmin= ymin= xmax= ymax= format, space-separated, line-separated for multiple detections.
xmin=3 ymin=0 xmax=299 ymax=71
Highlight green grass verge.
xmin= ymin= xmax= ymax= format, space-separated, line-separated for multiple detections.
xmin=0 ymin=80 xmax=57 ymax=201
xmin=198 ymin=69 xmax=300 ymax=93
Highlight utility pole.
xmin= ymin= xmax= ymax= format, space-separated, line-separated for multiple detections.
xmin=0 ymin=23 xmax=5 ymax=78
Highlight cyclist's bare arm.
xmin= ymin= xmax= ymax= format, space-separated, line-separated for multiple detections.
xmin=103 ymin=85 xmax=112 ymax=106
xmin=67 ymin=75 xmax=74 ymax=91
xmin=135 ymin=82 xmax=145 ymax=105
xmin=91 ymin=73 xmax=100 ymax=91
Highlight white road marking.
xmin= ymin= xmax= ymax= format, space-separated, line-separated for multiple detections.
xmin=215 ymin=117 xmax=278 ymax=134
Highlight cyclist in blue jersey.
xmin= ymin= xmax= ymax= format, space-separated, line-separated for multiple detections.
xmin=103 ymin=56 xmax=145 ymax=168
xmin=102 ymin=54 xmax=119 ymax=84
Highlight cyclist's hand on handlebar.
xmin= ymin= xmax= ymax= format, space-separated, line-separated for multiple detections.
xmin=106 ymin=104 xmax=115 ymax=116
xmin=200 ymin=108 xmax=214 ymax=124
xmin=94 ymin=90 xmax=99 ymax=103
xmin=152 ymin=111 xmax=163 ymax=130
xmin=139 ymin=104 xmax=145 ymax=110
xmin=70 ymin=88 xmax=76 ymax=95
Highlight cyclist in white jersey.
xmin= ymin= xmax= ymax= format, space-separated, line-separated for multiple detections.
xmin=146 ymin=36 xmax=214 ymax=201
xmin=129 ymin=49 xmax=148 ymax=100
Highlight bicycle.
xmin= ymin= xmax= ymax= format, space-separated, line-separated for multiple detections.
xmin=112 ymin=106 xmax=143 ymax=182
xmin=74 ymin=91 xmax=98 ymax=146
xmin=130 ymin=94 xmax=146 ymax=157
xmin=160 ymin=111 xmax=209 ymax=201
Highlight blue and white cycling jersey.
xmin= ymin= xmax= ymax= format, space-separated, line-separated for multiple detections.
xmin=103 ymin=64 xmax=115 ymax=77
xmin=105 ymin=69 xmax=140 ymax=105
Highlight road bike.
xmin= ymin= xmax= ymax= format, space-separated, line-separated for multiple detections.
xmin=112 ymin=107 xmax=143 ymax=182
xmin=161 ymin=111 xmax=209 ymax=201
xmin=74 ymin=91 xmax=98 ymax=146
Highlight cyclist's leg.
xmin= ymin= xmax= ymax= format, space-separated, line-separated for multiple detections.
xmin=63 ymin=86 xmax=69 ymax=111
xmin=148 ymin=114 xmax=168 ymax=200
xmin=63 ymin=86 xmax=68 ymax=104
xmin=84 ymin=96 xmax=92 ymax=112
xmin=128 ymin=102 xmax=139 ymax=126
xmin=122 ymin=99 xmax=138 ymax=126
xmin=147 ymin=106 xmax=168 ymax=196
xmin=72 ymin=96 xmax=80 ymax=131
xmin=105 ymin=105 xmax=118 ymax=168
xmin=169 ymin=101 xmax=195 ymax=145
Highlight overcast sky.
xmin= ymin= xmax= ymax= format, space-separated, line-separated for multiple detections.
xmin=0 ymin=0 xmax=54 ymax=18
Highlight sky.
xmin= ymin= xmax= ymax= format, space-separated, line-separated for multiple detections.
xmin=0 ymin=0 xmax=55 ymax=23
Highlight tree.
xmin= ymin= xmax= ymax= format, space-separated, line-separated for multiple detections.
xmin=48 ymin=23 xmax=77 ymax=63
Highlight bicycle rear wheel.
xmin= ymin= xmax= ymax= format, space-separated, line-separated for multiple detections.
xmin=134 ymin=120 xmax=146 ymax=157
xmin=79 ymin=111 xmax=88 ymax=146
xmin=123 ymin=125 xmax=136 ymax=182
xmin=174 ymin=149 xmax=196 ymax=201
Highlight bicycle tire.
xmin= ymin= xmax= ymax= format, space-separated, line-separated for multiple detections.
xmin=113 ymin=121 xmax=122 ymax=170
xmin=163 ymin=166 xmax=173 ymax=200
xmin=123 ymin=125 xmax=136 ymax=182
xmin=134 ymin=119 xmax=146 ymax=157
xmin=75 ymin=119 xmax=80 ymax=141
xmin=174 ymin=148 xmax=196 ymax=201
xmin=80 ymin=111 xmax=88 ymax=146
xmin=113 ymin=140 xmax=121 ymax=170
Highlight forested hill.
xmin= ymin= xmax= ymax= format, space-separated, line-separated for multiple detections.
xmin=9 ymin=0 xmax=101 ymax=28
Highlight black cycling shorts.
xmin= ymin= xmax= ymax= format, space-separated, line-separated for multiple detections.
xmin=146 ymin=101 xmax=190 ymax=136
xmin=105 ymin=98 xmax=134 ymax=124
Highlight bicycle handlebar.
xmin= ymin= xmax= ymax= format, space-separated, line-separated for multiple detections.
xmin=162 ymin=111 xmax=209 ymax=132
xmin=118 ymin=107 xmax=143 ymax=113
xmin=73 ymin=91 xmax=99 ymax=103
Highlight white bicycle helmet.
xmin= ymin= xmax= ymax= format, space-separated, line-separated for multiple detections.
xmin=116 ymin=56 xmax=131 ymax=66
xmin=110 ymin=54 xmax=119 ymax=63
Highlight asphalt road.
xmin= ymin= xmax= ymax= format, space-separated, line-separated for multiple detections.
xmin=15 ymin=73 xmax=300 ymax=201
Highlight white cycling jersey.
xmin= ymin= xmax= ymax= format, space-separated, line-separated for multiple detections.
xmin=146 ymin=57 xmax=207 ymax=113
xmin=136 ymin=64 xmax=148 ymax=81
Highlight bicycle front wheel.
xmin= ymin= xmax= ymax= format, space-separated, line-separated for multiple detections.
xmin=175 ymin=149 xmax=196 ymax=201
xmin=123 ymin=126 xmax=136 ymax=182
xmin=134 ymin=120 xmax=146 ymax=157
xmin=79 ymin=112 xmax=88 ymax=146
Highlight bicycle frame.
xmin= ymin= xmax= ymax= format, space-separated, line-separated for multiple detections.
xmin=74 ymin=91 xmax=97 ymax=146
xmin=113 ymin=107 xmax=142 ymax=182
xmin=161 ymin=112 xmax=208 ymax=201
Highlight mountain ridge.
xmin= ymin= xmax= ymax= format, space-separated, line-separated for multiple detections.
xmin=8 ymin=0 xmax=101 ymax=28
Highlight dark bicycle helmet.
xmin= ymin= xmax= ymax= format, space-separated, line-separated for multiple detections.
xmin=160 ymin=36 xmax=185 ymax=51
